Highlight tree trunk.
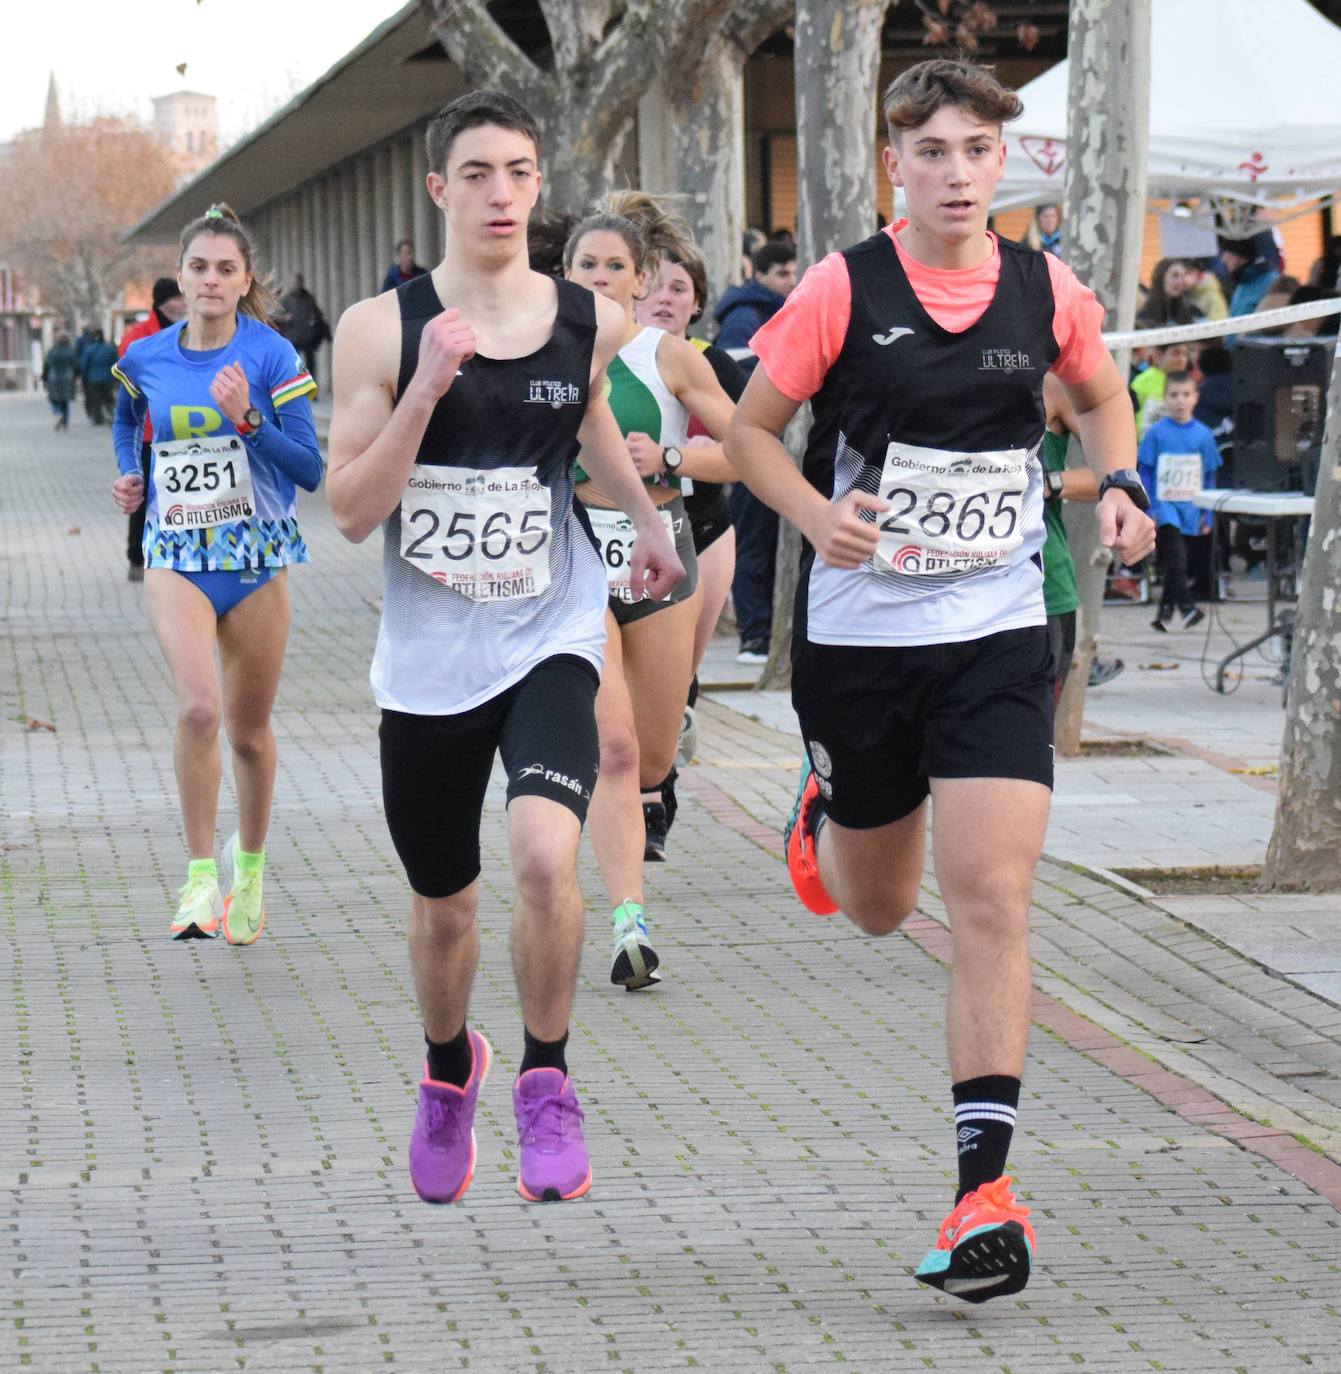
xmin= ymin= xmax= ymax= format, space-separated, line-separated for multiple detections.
xmin=1053 ymin=0 xmax=1150 ymax=755
xmin=759 ymin=0 xmax=887 ymax=689
xmin=637 ymin=3 xmax=792 ymax=317
xmin=421 ymin=0 xmax=736 ymax=216
xmin=637 ymin=37 xmax=747 ymax=319
xmin=1262 ymin=337 xmax=1341 ymax=890
xmin=792 ymin=1 xmax=887 ymax=268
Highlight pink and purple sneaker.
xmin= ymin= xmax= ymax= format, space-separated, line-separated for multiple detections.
xmin=408 ymin=1029 xmax=492 ymax=1204
xmin=513 ymin=1067 xmax=591 ymax=1202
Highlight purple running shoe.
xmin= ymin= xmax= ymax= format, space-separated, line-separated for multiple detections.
xmin=513 ymin=1067 xmax=591 ymax=1201
xmin=408 ymin=1029 xmax=492 ymax=1204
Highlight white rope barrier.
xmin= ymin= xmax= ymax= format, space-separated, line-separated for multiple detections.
xmin=1101 ymin=297 xmax=1341 ymax=349
xmin=718 ymin=298 xmax=1341 ymax=362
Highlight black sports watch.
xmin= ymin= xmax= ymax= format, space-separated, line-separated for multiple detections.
xmin=235 ymin=406 xmax=265 ymax=437
xmin=662 ymin=445 xmax=683 ymax=474
xmin=1045 ymin=468 xmax=1065 ymax=500
xmin=1097 ymin=468 xmax=1150 ymax=512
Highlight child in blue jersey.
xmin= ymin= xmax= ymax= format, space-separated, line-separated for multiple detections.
xmin=1137 ymin=370 xmax=1221 ymax=631
xmin=110 ymin=203 xmax=322 ymax=945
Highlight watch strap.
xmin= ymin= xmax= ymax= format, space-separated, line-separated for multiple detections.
xmin=1098 ymin=468 xmax=1150 ymax=512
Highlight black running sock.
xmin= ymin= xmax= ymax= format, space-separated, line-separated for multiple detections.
xmin=687 ymin=674 xmax=699 ymax=709
xmin=425 ymin=1025 xmax=473 ymax=1088
xmin=520 ymin=1027 xmax=568 ymax=1076
xmin=953 ymin=1075 xmax=1021 ymax=1203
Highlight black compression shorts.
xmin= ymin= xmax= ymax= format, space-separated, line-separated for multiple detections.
xmin=379 ymin=654 xmax=600 ymax=898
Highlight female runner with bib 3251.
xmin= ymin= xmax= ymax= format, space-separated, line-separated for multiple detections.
xmin=111 ymin=204 xmax=322 ymax=944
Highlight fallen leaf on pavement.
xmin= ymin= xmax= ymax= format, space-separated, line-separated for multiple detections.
xmin=24 ymin=716 xmax=56 ymax=732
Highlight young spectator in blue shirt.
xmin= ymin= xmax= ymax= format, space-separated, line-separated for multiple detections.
xmin=1138 ymin=370 xmax=1221 ymax=630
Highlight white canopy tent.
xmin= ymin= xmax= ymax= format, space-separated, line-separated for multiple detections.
xmin=993 ymin=0 xmax=1341 ymax=230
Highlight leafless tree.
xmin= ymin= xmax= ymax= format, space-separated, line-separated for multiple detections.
xmin=420 ymin=0 xmax=738 ymax=214
xmin=1263 ymin=343 xmax=1341 ymax=889
xmin=0 ymin=119 xmax=179 ymax=327
xmin=1053 ymin=0 xmax=1151 ymax=754
xmin=756 ymin=0 xmax=890 ymax=688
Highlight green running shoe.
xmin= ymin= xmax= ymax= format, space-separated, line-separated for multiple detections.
xmin=610 ymin=901 xmax=659 ymax=989
xmin=221 ymin=832 xmax=266 ymax=946
xmin=171 ymin=868 xmax=222 ymax=940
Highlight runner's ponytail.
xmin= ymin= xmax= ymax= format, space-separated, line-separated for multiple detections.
xmin=178 ymin=203 xmax=280 ymax=326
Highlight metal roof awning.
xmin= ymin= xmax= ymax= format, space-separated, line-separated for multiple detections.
xmin=124 ymin=2 xmax=465 ymax=244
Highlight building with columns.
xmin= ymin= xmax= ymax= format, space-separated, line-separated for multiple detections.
xmin=144 ymin=2 xmax=1310 ymax=400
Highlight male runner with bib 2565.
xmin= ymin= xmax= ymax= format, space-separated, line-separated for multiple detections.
xmin=725 ymin=59 xmax=1155 ymax=1301
xmin=327 ymin=91 xmax=682 ymax=1206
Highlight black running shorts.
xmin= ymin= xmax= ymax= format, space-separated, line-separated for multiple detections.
xmin=1047 ymin=610 xmax=1077 ymax=711
xmin=685 ymin=484 xmax=731 ymax=554
xmin=791 ymin=625 xmax=1055 ymax=830
xmin=379 ymin=654 xmax=600 ymax=899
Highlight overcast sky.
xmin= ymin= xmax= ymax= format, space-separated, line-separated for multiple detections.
xmin=3 ymin=0 xmax=404 ymax=146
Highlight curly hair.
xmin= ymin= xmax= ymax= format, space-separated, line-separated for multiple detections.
xmin=883 ymin=58 xmax=1023 ymax=140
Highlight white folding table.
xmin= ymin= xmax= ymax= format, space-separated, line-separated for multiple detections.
xmin=1190 ymin=490 xmax=1314 ymax=692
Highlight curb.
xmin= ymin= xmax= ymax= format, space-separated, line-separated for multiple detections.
xmin=678 ymin=765 xmax=1341 ymax=1213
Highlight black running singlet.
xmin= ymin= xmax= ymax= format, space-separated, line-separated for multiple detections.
xmin=369 ymin=275 xmax=607 ymax=715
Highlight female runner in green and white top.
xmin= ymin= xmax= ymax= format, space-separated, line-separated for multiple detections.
xmin=564 ymin=192 xmax=735 ymax=989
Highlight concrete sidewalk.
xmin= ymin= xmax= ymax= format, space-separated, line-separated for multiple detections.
xmin=3 ymin=393 xmax=1340 ymax=1373
xmin=699 ymin=591 xmax=1341 ymax=1011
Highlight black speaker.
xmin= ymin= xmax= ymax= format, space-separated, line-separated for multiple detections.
xmin=1229 ymin=336 xmax=1334 ymax=492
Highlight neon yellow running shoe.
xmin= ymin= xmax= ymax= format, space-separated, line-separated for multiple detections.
xmin=221 ymin=832 xmax=266 ymax=946
xmin=171 ymin=868 xmax=222 ymax=940
xmin=610 ymin=901 xmax=660 ymax=990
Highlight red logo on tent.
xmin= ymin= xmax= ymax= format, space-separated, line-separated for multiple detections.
xmin=1020 ymin=137 xmax=1065 ymax=177
xmin=1238 ymin=152 xmax=1268 ymax=181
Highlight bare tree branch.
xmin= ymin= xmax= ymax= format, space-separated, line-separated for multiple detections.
xmin=421 ymin=0 xmax=547 ymax=93
xmin=537 ymin=0 xmax=615 ymax=75
xmin=723 ymin=0 xmax=795 ymax=58
xmin=660 ymin=0 xmax=757 ymax=102
xmin=417 ymin=0 xmax=787 ymax=216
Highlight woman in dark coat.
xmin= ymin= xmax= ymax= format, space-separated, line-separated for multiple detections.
xmin=42 ymin=334 xmax=78 ymax=430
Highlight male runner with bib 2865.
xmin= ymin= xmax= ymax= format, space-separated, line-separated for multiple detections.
xmin=327 ymin=91 xmax=682 ymax=1206
xmin=725 ymin=60 xmax=1155 ymax=1301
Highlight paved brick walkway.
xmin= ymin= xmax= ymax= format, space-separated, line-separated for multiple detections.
xmin=3 ymin=395 xmax=1339 ymax=1372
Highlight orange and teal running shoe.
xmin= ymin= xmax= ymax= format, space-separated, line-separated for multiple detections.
xmin=915 ymin=1175 xmax=1035 ymax=1302
xmin=783 ymin=758 xmax=838 ymax=915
